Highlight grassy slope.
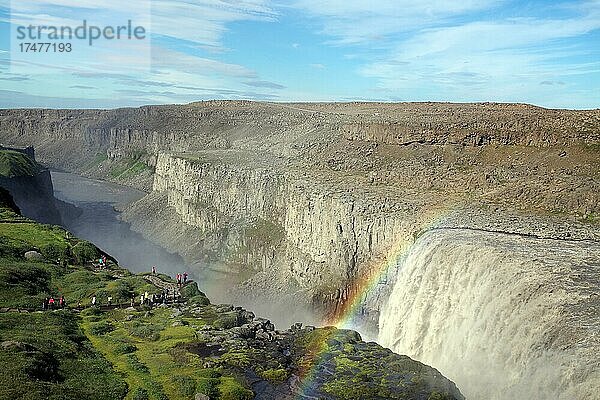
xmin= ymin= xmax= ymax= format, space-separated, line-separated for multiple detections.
xmin=0 ymin=203 xmax=251 ymax=400
xmin=0 ymin=150 xmax=40 ymax=177
xmin=0 ymin=312 xmax=127 ymax=400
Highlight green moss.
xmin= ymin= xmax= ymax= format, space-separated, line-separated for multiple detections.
xmin=90 ymin=321 xmax=115 ymax=336
xmin=126 ymin=354 xmax=149 ymax=373
xmin=171 ymin=375 xmax=197 ymax=398
xmin=72 ymin=241 xmax=99 ymax=265
xmin=197 ymin=377 xmax=220 ymax=398
xmin=188 ymin=294 xmax=211 ymax=306
xmin=213 ymin=313 xmax=240 ymax=330
xmin=580 ymin=212 xmax=598 ymax=224
xmin=86 ymin=152 xmax=109 ymax=170
xmin=259 ymin=368 xmax=289 ymax=383
xmin=429 ymin=392 xmax=453 ymax=400
xmin=180 ymin=282 xmax=202 ymax=299
xmin=219 ymin=377 xmax=254 ymax=400
xmin=0 ymin=150 xmax=40 ymax=177
xmin=108 ymin=153 xmax=153 ymax=179
xmin=0 ymin=312 xmax=127 ymax=400
xmin=0 ymin=222 xmax=70 ymax=255
xmin=0 ymin=260 xmax=52 ymax=307
xmin=127 ymin=320 xmax=163 ymax=341
xmin=322 ymin=379 xmax=382 ymax=400
xmin=114 ymin=342 xmax=138 ymax=355
xmin=132 ymin=387 xmax=149 ymax=400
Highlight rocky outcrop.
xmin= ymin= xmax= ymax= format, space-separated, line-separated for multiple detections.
xmin=0 ymin=146 xmax=62 ymax=224
xmin=340 ymin=102 xmax=600 ymax=147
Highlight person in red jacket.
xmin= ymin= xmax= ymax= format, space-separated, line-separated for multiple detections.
xmin=48 ymin=297 xmax=55 ymax=310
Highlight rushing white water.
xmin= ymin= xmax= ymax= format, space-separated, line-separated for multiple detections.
xmin=379 ymin=229 xmax=600 ymax=400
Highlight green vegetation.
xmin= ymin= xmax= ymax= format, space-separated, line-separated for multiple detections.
xmin=0 ymin=222 xmax=70 ymax=259
xmin=0 ymin=150 xmax=40 ymax=177
xmin=72 ymin=241 xmax=99 ymax=265
xmin=0 ymin=197 xmax=257 ymax=399
xmin=80 ymin=307 xmax=254 ymax=400
xmin=582 ymin=142 xmax=600 ymax=152
xmin=109 ymin=152 xmax=153 ymax=180
xmin=86 ymin=152 xmax=109 ymax=169
xmin=581 ymin=212 xmax=598 ymax=224
xmin=0 ymin=312 xmax=127 ymax=400
xmin=259 ymin=368 xmax=289 ymax=383
xmin=85 ymin=151 xmax=153 ymax=181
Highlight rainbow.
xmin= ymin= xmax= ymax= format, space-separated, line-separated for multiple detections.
xmin=294 ymin=205 xmax=455 ymax=398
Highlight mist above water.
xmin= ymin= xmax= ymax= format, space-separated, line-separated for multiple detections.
xmin=52 ymin=171 xmax=190 ymax=280
xmin=50 ymin=171 xmax=315 ymax=330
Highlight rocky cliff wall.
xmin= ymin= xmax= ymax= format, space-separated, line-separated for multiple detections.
xmin=141 ymin=151 xmax=429 ymax=331
xmin=0 ymin=148 xmax=62 ymax=225
xmin=1 ymin=103 xmax=598 ymax=166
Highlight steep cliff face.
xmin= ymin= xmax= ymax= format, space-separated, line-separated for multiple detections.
xmin=0 ymin=147 xmax=62 ymax=225
xmin=123 ymin=151 xmax=425 ymax=330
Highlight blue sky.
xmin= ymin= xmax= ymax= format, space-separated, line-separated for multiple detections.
xmin=0 ymin=0 xmax=599 ymax=109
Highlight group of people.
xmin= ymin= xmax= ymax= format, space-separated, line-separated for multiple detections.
xmin=152 ymin=266 xmax=189 ymax=287
xmin=93 ymin=255 xmax=108 ymax=269
xmin=40 ymin=265 xmax=189 ymax=312
xmin=135 ymin=289 xmax=176 ymax=307
xmin=42 ymin=296 xmax=66 ymax=310
xmin=176 ymin=272 xmax=188 ymax=286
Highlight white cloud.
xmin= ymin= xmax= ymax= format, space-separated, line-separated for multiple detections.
xmin=152 ymin=47 xmax=256 ymax=78
xmin=295 ymin=0 xmax=600 ymax=107
xmin=293 ymin=0 xmax=503 ymax=44
xmin=360 ymin=12 xmax=600 ymax=93
xmin=151 ymin=0 xmax=276 ymax=47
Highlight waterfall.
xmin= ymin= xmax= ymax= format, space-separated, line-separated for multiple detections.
xmin=378 ymin=229 xmax=600 ymax=400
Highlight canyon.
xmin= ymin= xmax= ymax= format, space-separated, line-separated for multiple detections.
xmin=0 ymin=101 xmax=599 ymax=398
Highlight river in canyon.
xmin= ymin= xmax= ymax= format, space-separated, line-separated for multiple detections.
xmin=51 ymin=171 xmax=191 ymax=281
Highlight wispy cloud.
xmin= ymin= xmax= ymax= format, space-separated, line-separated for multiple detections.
xmin=294 ymin=0 xmax=600 ymax=107
xmin=243 ymin=80 xmax=286 ymax=89
xmin=293 ymin=0 xmax=503 ymax=44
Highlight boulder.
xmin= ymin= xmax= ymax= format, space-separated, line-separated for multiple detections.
xmin=1 ymin=340 xmax=35 ymax=352
xmin=24 ymin=250 xmax=43 ymax=261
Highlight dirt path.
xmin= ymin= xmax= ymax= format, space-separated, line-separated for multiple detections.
xmin=143 ymin=274 xmax=180 ymax=292
xmin=0 ymin=274 xmax=187 ymax=314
